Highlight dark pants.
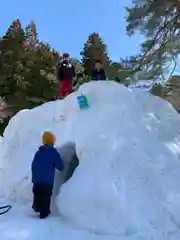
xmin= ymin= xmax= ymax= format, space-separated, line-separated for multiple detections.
xmin=32 ymin=183 xmax=52 ymax=219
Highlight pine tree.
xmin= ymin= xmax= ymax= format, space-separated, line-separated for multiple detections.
xmin=81 ymin=32 xmax=110 ymax=76
xmin=0 ymin=19 xmax=60 ymax=115
xmin=0 ymin=19 xmax=26 ymax=101
xmin=125 ymin=0 xmax=180 ymax=79
xmin=25 ymin=21 xmax=38 ymax=50
xmin=0 ymin=19 xmax=62 ymax=133
xmin=24 ymin=41 xmax=60 ymax=106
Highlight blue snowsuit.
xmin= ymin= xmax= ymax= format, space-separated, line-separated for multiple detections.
xmin=31 ymin=144 xmax=64 ymax=218
xmin=31 ymin=144 xmax=64 ymax=187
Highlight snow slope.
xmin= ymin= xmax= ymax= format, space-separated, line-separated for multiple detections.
xmin=0 ymin=81 xmax=180 ymax=239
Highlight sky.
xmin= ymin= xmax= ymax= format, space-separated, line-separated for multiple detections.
xmin=0 ymin=0 xmax=143 ymax=62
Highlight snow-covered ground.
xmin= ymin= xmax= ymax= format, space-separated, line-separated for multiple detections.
xmin=0 ymin=203 xmax=120 ymax=240
xmin=0 ymin=81 xmax=180 ymax=239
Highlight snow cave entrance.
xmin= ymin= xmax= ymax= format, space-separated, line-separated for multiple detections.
xmin=57 ymin=141 xmax=79 ymax=183
xmin=51 ymin=142 xmax=79 ymax=213
xmin=51 ymin=142 xmax=79 ymax=212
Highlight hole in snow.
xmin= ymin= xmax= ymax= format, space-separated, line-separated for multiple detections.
xmin=51 ymin=142 xmax=79 ymax=214
xmin=58 ymin=141 xmax=79 ymax=183
xmin=53 ymin=142 xmax=79 ymax=194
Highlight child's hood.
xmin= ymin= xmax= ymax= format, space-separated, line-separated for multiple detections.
xmin=39 ymin=144 xmax=54 ymax=151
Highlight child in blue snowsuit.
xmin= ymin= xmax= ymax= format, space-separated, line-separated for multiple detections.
xmin=31 ymin=131 xmax=64 ymax=219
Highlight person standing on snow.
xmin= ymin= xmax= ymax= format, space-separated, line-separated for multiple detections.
xmin=91 ymin=60 xmax=106 ymax=81
xmin=31 ymin=131 xmax=64 ymax=219
xmin=57 ymin=53 xmax=76 ymax=98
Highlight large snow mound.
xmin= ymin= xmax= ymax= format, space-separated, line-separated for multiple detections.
xmin=0 ymin=81 xmax=180 ymax=239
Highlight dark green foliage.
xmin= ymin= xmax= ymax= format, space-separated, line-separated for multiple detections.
xmin=81 ymin=32 xmax=110 ymax=76
xmin=125 ymin=0 xmax=180 ymax=79
xmin=0 ymin=19 xmax=60 ymax=133
xmin=150 ymin=83 xmax=165 ymax=98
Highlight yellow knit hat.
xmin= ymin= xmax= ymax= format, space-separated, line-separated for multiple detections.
xmin=42 ymin=131 xmax=56 ymax=145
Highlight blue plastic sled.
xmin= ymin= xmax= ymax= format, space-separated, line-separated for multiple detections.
xmin=77 ymin=94 xmax=89 ymax=109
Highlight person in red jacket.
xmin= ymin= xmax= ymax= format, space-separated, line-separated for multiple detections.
xmin=57 ymin=53 xmax=76 ymax=98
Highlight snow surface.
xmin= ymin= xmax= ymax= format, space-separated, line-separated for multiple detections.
xmin=0 ymin=203 xmax=120 ymax=240
xmin=0 ymin=81 xmax=180 ymax=239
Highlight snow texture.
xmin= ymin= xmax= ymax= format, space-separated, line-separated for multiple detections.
xmin=0 ymin=81 xmax=180 ymax=239
xmin=0 ymin=203 xmax=121 ymax=240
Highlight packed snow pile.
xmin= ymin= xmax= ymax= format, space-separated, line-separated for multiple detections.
xmin=0 ymin=81 xmax=180 ymax=238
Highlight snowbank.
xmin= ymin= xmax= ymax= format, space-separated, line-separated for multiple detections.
xmin=0 ymin=81 xmax=180 ymax=238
